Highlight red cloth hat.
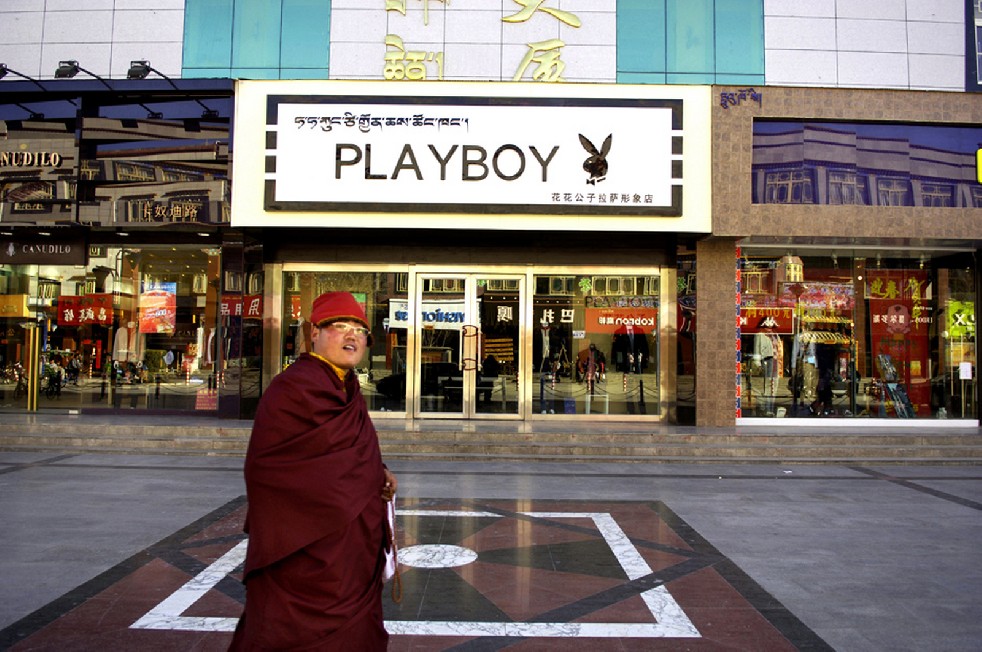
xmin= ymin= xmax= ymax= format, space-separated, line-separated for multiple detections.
xmin=310 ymin=292 xmax=370 ymax=331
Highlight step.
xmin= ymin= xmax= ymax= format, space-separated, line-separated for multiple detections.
xmin=0 ymin=420 xmax=979 ymax=464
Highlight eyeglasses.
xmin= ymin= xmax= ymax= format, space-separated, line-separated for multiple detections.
xmin=319 ymin=321 xmax=371 ymax=339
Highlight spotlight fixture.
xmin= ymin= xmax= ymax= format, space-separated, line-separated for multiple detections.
xmin=126 ymin=61 xmax=152 ymax=80
xmin=55 ymin=60 xmax=81 ymax=79
xmin=127 ymin=60 xmax=219 ymax=119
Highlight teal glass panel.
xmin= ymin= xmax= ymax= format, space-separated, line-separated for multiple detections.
xmin=282 ymin=0 xmax=331 ymax=70
xmin=232 ymin=0 xmax=283 ymax=70
xmin=666 ymin=0 xmax=714 ymax=75
xmin=715 ymin=0 xmax=763 ymax=75
xmin=715 ymin=72 xmax=764 ymax=85
xmin=280 ymin=68 xmax=330 ymax=79
xmin=230 ymin=68 xmax=282 ymax=80
xmin=616 ymin=0 xmax=666 ymax=73
xmin=183 ymin=0 xmax=234 ymax=70
xmin=616 ymin=71 xmax=668 ymax=84
xmin=183 ymin=68 xmax=234 ymax=79
xmin=666 ymin=71 xmax=716 ymax=84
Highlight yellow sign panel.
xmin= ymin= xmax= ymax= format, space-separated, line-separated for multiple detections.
xmin=0 ymin=294 xmax=31 ymax=318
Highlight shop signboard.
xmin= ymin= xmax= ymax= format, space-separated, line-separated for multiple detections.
xmin=57 ymin=294 xmax=113 ymax=326
xmin=0 ymin=233 xmax=87 ymax=265
xmin=585 ymin=306 xmax=657 ymax=335
xmin=221 ymin=294 xmax=264 ymax=320
xmin=232 ymin=81 xmax=712 ymax=233
xmin=389 ymin=299 xmax=465 ymax=330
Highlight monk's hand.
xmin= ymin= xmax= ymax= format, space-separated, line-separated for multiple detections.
xmin=381 ymin=468 xmax=398 ymax=502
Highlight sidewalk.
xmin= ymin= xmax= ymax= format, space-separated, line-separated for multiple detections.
xmin=1 ymin=452 xmax=980 ymax=650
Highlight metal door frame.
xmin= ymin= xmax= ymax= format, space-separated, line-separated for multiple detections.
xmin=410 ymin=268 xmax=527 ymax=420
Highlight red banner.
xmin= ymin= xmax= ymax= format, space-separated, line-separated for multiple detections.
xmin=57 ymin=294 xmax=113 ymax=326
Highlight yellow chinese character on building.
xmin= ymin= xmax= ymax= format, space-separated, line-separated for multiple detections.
xmin=513 ymin=38 xmax=566 ymax=82
xmin=503 ymin=0 xmax=581 ymax=28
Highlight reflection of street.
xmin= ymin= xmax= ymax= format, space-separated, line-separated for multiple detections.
xmin=537 ymin=372 xmax=659 ymax=415
xmin=0 ymin=373 xmax=218 ymax=411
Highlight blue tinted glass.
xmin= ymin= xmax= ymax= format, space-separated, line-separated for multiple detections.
xmin=666 ymin=0 xmax=714 ymax=74
xmin=233 ymin=0 xmax=283 ymax=70
xmin=715 ymin=0 xmax=763 ymax=75
xmin=183 ymin=0 xmax=234 ymax=71
xmin=282 ymin=0 xmax=331 ymax=71
xmin=616 ymin=0 xmax=666 ymax=74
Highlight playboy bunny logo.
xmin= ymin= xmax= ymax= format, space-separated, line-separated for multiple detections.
xmin=578 ymin=133 xmax=611 ymax=185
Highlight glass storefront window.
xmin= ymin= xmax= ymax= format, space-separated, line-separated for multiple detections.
xmin=0 ymin=245 xmax=221 ymax=412
xmin=278 ymin=269 xmax=664 ymax=420
xmin=280 ymin=271 xmax=408 ymax=413
xmin=739 ymin=249 xmax=976 ymax=420
xmin=533 ymin=273 xmax=660 ymax=416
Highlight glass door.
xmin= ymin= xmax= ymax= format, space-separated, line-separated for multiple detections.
xmin=414 ymin=274 xmax=524 ymax=419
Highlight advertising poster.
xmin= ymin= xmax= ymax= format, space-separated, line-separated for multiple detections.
xmin=867 ymin=270 xmax=930 ymax=415
xmin=139 ymin=283 xmax=177 ymax=334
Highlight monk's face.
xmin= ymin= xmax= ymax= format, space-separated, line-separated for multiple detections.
xmin=311 ymin=319 xmax=369 ymax=369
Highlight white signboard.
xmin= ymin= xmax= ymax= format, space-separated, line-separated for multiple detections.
xmin=269 ymin=97 xmax=678 ymax=216
xmin=232 ymin=81 xmax=712 ymax=232
xmin=389 ymin=299 xmax=467 ymax=331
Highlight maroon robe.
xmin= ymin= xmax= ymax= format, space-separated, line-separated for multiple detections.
xmin=230 ymin=354 xmax=388 ymax=651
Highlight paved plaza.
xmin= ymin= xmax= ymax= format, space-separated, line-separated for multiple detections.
xmin=0 ymin=452 xmax=980 ymax=650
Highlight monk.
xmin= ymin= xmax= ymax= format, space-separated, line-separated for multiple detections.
xmin=230 ymin=291 xmax=397 ymax=651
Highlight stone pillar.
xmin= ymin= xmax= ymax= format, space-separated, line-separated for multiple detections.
xmin=696 ymin=237 xmax=738 ymax=427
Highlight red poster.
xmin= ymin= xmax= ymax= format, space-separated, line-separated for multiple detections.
xmin=139 ymin=289 xmax=176 ymax=334
xmin=867 ymin=270 xmax=930 ymax=415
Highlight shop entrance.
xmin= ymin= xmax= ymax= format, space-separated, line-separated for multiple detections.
xmin=413 ymin=274 xmax=524 ymax=419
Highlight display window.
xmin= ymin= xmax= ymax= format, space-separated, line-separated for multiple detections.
xmin=0 ymin=245 xmax=222 ymax=412
xmin=532 ymin=273 xmax=661 ymax=417
xmin=738 ymin=249 xmax=976 ymax=420
xmin=277 ymin=268 xmax=667 ymax=421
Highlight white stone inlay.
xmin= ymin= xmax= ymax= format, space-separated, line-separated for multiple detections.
xmin=130 ymin=509 xmax=701 ymax=639
xmin=399 ymin=544 xmax=478 ymax=568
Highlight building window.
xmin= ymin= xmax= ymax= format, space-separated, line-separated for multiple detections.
xmin=876 ymin=178 xmax=912 ymax=206
xmin=921 ymin=183 xmax=954 ymax=207
xmin=764 ymin=169 xmax=814 ymax=204
xmin=828 ymin=170 xmax=868 ymax=205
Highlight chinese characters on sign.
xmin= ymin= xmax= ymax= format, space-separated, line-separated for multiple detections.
xmin=58 ymin=295 xmax=113 ymax=326
xmin=221 ymin=295 xmax=263 ymax=319
xmin=384 ymin=0 xmax=582 ymax=82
